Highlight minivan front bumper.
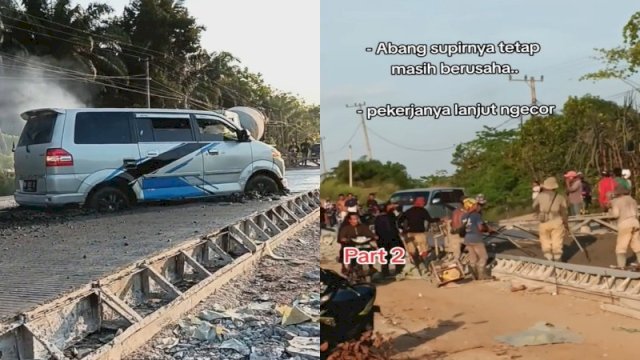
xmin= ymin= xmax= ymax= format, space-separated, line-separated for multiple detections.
xmin=14 ymin=192 xmax=86 ymax=207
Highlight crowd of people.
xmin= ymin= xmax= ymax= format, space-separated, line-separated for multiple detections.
xmin=287 ymin=139 xmax=314 ymax=167
xmin=320 ymin=192 xmax=496 ymax=280
xmin=321 ymin=166 xmax=640 ymax=279
xmin=533 ymin=168 xmax=639 ymax=268
xmin=533 ymin=167 xmax=633 ymax=216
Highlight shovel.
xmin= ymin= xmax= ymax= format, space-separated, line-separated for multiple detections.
xmin=566 ymin=226 xmax=590 ymax=262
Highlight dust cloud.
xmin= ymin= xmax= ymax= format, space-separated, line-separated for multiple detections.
xmin=0 ymin=55 xmax=87 ymax=136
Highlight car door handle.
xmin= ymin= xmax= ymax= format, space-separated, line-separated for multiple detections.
xmin=147 ymin=151 xmax=159 ymax=157
xmin=123 ymin=159 xmax=137 ymax=169
xmin=208 ymin=150 xmax=219 ymax=155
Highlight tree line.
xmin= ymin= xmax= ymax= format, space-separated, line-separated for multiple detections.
xmin=0 ymin=0 xmax=319 ymax=149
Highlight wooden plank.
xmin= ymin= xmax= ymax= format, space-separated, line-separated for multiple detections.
xmin=277 ymin=205 xmax=300 ymax=222
xmin=593 ymin=218 xmax=618 ymax=232
xmin=24 ymin=323 xmax=67 ymax=360
xmin=144 ymin=266 xmax=182 ymax=299
xmin=99 ymin=288 xmax=143 ymax=323
xmin=259 ymin=214 xmax=282 ymax=235
xmin=246 ymin=220 xmax=271 ymax=241
xmin=85 ymin=207 xmax=318 ymax=360
xmin=230 ymin=226 xmax=258 ymax=252
xmin=206 ymin=240 xmax=234 ymax=263
xmin=180 ymin=251 xmax=212 ymax=277
xmin=600 ymin=303 xmax=640 ymax=320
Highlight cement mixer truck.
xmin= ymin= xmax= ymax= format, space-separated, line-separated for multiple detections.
xmin=226 ymin=107 xmax=268 ymax=140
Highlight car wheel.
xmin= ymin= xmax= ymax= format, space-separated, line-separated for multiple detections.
xmin=89 ymin=186 xmax=130 ymax=213
xmin=245 ymin=175 xmax=279 ymax=195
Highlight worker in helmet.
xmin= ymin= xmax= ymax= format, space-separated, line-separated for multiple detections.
xmin=461 ymin=198 xmax=492 ymax=280
xmin=533 ymin=176 xmax=569 ymax=262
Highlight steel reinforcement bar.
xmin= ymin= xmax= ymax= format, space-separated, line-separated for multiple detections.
xmin=0 ymin=190 xmax=320 ymax=360
xmin=492 ymin=254 xmax=640 ymax=314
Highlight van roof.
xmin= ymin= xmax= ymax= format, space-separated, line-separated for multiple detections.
xmin=392 ymin=187 xmax=464 ymax=193
xmin=20 ymin=107 xmax=230 ymax=120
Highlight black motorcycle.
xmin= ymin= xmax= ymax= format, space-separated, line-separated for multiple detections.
xmin=320 ymin=268 xmax=380 ymax=358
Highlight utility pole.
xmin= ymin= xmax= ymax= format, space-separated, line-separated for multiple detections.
xmin=346 ymin=102 xmax=372 ymax=161
xmin=348 ymin=145 xmax=353 ymax=188
xmin=320 ymin=136 xmax=328 ymax=176
xmin=144 ymin=57 xmax=151 ymax=108
xmin=509 ymin=75 xmax=543 ymax=126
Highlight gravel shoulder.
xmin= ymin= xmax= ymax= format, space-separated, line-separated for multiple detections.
xmin=128 ymin=224 xmax=320 ymax=360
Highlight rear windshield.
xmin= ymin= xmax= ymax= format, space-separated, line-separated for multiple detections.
xmin=433 ymin=190 xmax=465 ymax=204
xmin=18 ymin=113 xmax=57 ymax=147
xmin=389 ymin=191 xmax=430 ymax=205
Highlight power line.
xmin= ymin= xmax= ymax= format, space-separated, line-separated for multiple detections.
xmin=325 ymin=123 xmax=362 ymax=154
xmin=367 ymin=126 xmax=457 ymax=152
xmin=0 ymin=9 xmax=173 ymax=62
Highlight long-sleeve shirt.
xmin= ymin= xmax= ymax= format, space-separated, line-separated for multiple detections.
xmin=374 ymin=213 xmax=400 ymax=244
xmin=338 ymin=224 xmax=376 ymax=244
xmin=597 ymin=178 xmax=616 ymax=207
xmin=610 ymin=195 xmax=639 ymax=228
xmin=397 ymin=206 xmax=436 ymax=233
xmin=566 ymin=179 xmax=583 ymax=205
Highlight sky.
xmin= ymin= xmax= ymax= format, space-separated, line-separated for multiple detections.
xmin=75 ymin=0 xmax=320 ymax=105
xmin=321 ymin=0 xmax=640 ymax=178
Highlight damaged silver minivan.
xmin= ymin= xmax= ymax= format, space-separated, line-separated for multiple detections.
xmin=13 ymin=108 xmax=287 ymax=211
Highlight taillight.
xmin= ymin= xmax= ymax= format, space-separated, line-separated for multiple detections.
xmin=46 ymin=148 xmax=73 ymax=167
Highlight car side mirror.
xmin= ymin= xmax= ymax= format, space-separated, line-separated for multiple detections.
xmin=238 ymin=129 xmax=251 ymax=142
xmin=432 ymin=197 xmax=441 ymax=204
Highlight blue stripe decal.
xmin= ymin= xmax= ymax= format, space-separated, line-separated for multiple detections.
xmin=166 ymin=158 xmax=194 ymax=174
xmin=141 ymin=177 xmax=193 ymax=190
xmin=105 ymin=156 xmax=148 ymax=181
xmin=166 ymin=143 xmax=219 ymax=174
xmin=142 ymin=186 xmax=208 ymax=200
xmin=193 ymin=175 xmax=219 ymax=190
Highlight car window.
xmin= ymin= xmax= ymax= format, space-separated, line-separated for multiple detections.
xmin=389 ymin=191 xmax=429 ymax=205
xmin=432 ymin=190 xmax=464 ymax=204
xmin=18 ymin=112 xmax=57 ymax=146
xmin=136 ymin=117 xmax=194 ymax=142
xmin=74 ymin=112 xmax=132 ymax=144
xmin=196 ymin=118 xmax=238 ymax=142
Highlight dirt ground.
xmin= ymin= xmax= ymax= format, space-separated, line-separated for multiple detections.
xmin=320 ymin=229 xmax=640 ymax=360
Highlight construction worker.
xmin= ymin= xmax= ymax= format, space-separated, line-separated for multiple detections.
xmin=608 ymin=184 xmax=640 ymax=269
xmin=564 ymin=170 xmax=583 ymax=216
xmin=448 ymin=198 xmax=467 ymax=260
xmin=336 ymin=194 xmax=347 ymax=224
xmin=597 ymin=170 xmax=616 ymax=211
xmin=533 ymin=176 xmax=569 ymax=262
xmin=398 ymin=196 xmax=436 ymax=265
xmin=461 ymin=198 xmax=491 ymax=280
xmin=374 ymin=202 xmax=404 ymax=277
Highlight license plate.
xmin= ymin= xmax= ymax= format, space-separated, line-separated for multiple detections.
xmin=23 ymin=180 xmax=36 ymax=192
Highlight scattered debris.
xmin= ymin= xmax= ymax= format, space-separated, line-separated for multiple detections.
xmin=613 ymin=326 xmax=640 ymax=333
xmin=326 ymin=331 xmax=396 ymax=359
xmin=495 ymin=322 xmax=583 ymax=347
xmin=127 ymin=225 xmax=321 ymax=359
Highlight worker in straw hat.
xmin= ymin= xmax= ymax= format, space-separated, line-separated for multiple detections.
xmin=608 ymin=183 xmax=640 ymax=269
xmin=533 ymin=176 xmax=569 ymax=262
